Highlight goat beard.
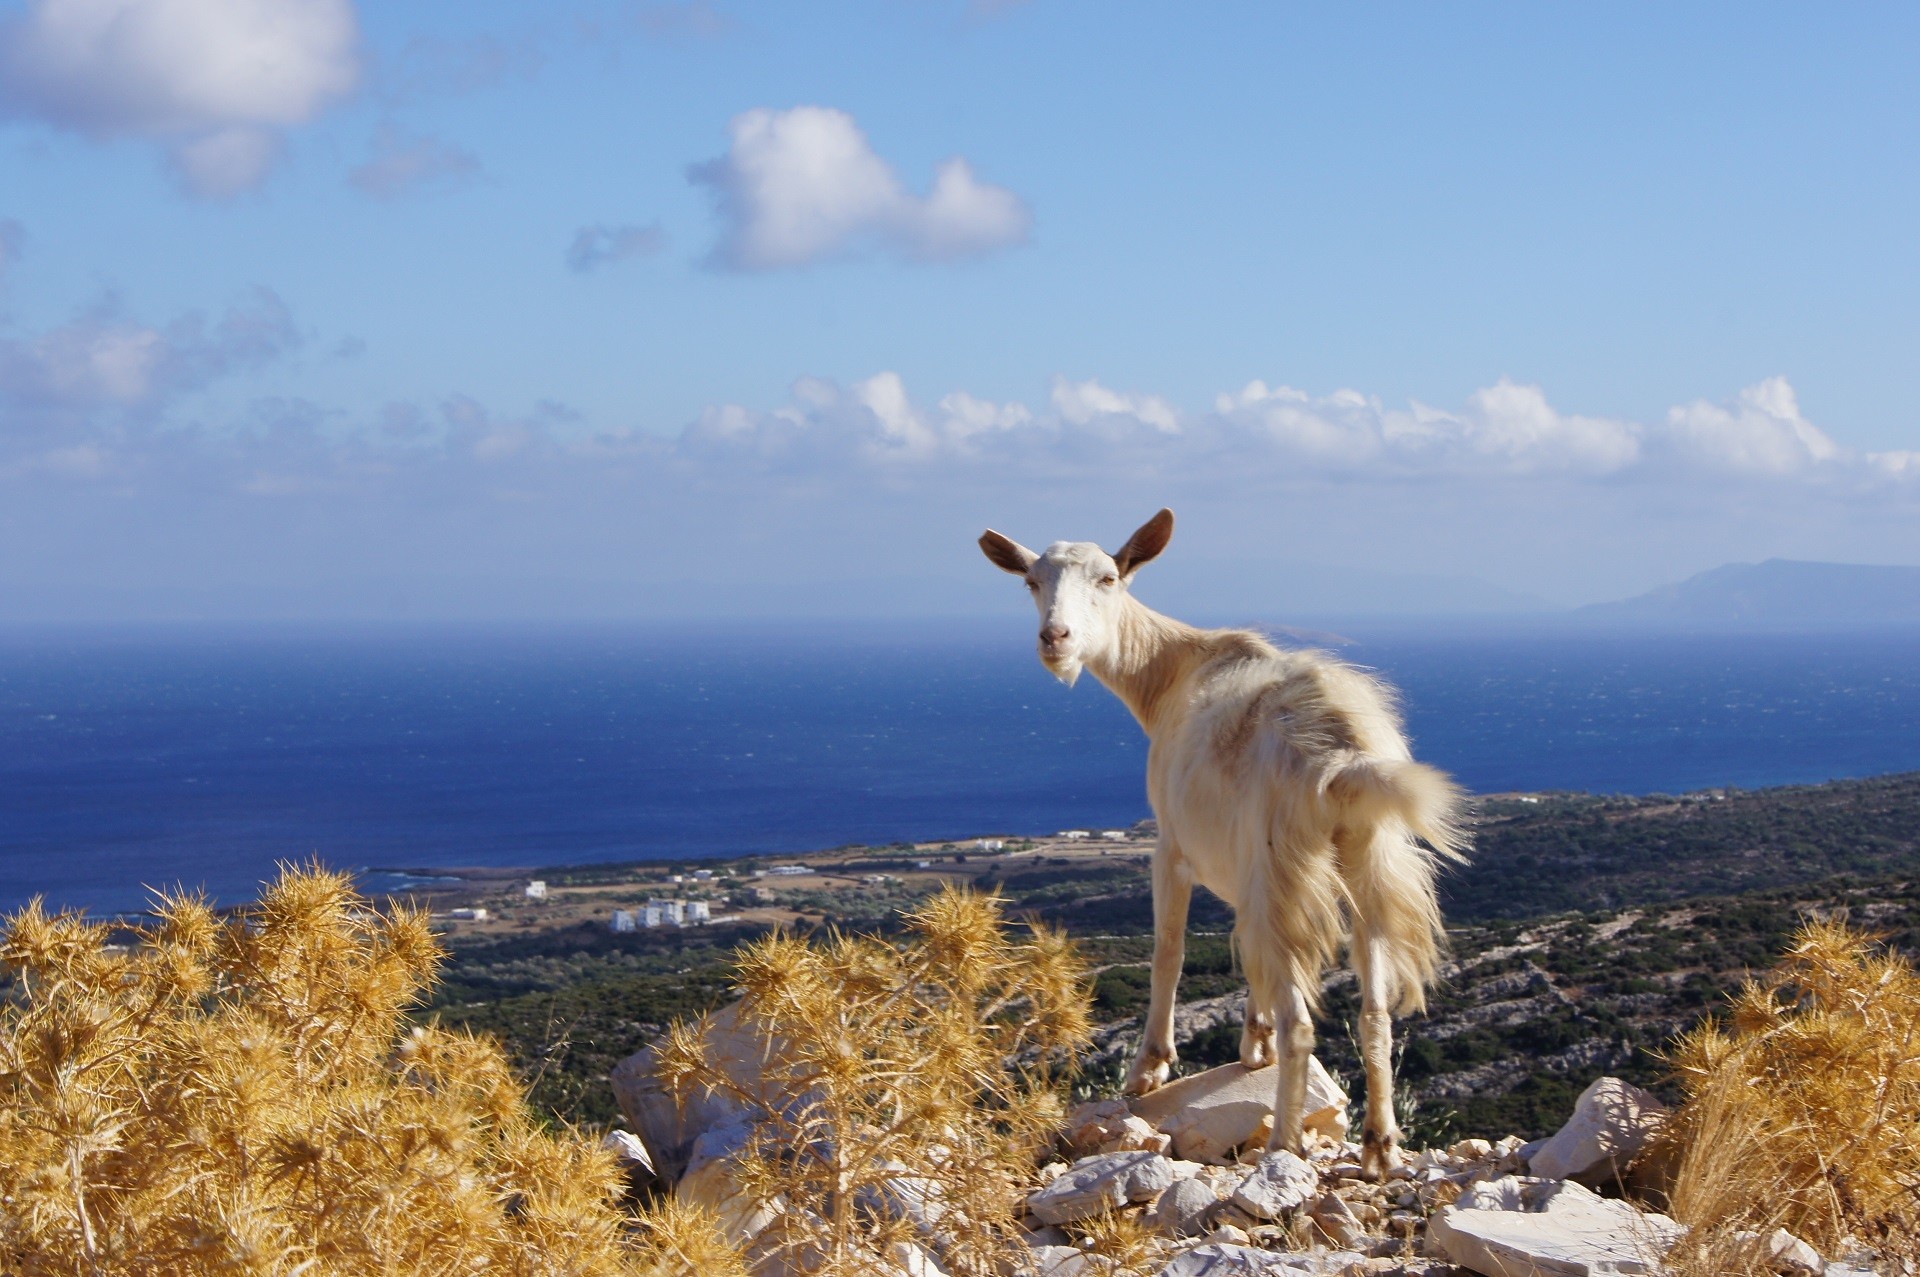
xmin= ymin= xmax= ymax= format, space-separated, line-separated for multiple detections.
xmin=1047 ymin=656 xmax=1083 ymax=688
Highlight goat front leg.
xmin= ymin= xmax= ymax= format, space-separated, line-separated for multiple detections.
xmin=1124 ymin=843 xmax=1190 ymax=1096
xmin=1353 ymin=922 xmax=1405 ymax=1179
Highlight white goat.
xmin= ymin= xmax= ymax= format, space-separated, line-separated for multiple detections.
xmin=979 ymin=508 xmax=1466 ymax=1175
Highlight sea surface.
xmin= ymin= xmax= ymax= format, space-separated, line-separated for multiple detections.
xmin=2 ymin=623 xmax=1918 ymax=915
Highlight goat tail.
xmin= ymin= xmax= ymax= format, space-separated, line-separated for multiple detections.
xmin=1325 ymin=756 xmax=1470 ymax=1016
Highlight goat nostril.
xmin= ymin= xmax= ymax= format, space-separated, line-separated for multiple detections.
xmin=1041 ymin=626 xmax=1070 ymax=646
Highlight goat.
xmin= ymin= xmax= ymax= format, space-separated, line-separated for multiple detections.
xmin=978 ymin=508 xmax=1466 ymax=1175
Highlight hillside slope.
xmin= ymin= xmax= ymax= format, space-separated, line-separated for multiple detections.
xmin=1579 ymin=558 xmax=1920 ymax=626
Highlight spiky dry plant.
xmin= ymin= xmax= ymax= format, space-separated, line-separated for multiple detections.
xmin=0 ymin=864 xmax=643 ymax=1277
xmin=1072 ymin=1206 xmax=1167 ymax=1276
xmin=1658 ymin=918 xmax=1920 ymax=1273
xmin=642 ymin=886 xmax=1092 ymax=1277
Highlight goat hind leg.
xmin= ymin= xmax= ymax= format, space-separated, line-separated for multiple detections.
xmin=1264 ymin=976 xmax=1315 ymax=1156
xmin=1124 ymin=844 xmax=1191 ymax=1096
xmin=1354 ymin=924 xmax=1404 ymax=1179
xmin=1240 ymin=1004 xmax=1274 ymax=1069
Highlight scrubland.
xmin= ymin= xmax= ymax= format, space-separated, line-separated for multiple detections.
xmin=2 ymin=773 xmax=1916 ymax=1272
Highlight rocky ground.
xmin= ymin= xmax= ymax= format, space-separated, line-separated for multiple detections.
xmin=608 ymin=1038 xmax=1889 ymax=1277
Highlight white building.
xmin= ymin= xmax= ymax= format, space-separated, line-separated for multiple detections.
xmin=524 ymin=880 xmax=548 ymax=901
xmin=766 ymin=865 xmax=810 ymax=877
xmin=648 ymin=898 xmax=687 ymax=925
xmin=610 ymin=910 xmax=637 ymax=933
xmin=975 ymin=839 xmax=1005 ymax=852
xmin=693 ymin=869 xmax=714 ymax=880
xmin=1100 ymin=830 xmax=1130 ymax=841
xmin=684 ymin=900 xmax=711 ymax=924
xmin=1059 ymin=830 xmax=1090 ymax=840
xmin=448 ymin=907 xmax=488 ymax=921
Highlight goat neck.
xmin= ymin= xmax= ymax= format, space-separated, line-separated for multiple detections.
xmin=1083 ymin=596 xmax=1206 ymax=736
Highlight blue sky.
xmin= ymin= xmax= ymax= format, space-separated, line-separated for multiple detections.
xmin=1 ymin=1 xmax=1916 ymax=621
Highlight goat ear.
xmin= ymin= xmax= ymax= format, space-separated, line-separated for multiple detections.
xmin=979 ymin=529 xmax=1039 ymax=576
xmin=1114 ymin=508 xmax=1174 ymax=578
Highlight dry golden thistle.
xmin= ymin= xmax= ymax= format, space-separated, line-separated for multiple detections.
xmin=1657 ymin=917 xmax=1920 ymax=1272
xmin=638 ymin=886 xmax=1094 ymax=1277
xmin=1072 ymin=1207 xmax=1167 ymax=1276
xmin=0 ymin=864 xmax=644 ymax=1277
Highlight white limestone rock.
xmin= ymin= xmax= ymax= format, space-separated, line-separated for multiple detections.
xmin=1733 ymin=1228 xmax=1827 ymax=1277
xmin=1148 ymin=1177 xmax=1222 ymax=1238
xmin=1426 ymin=1175 xmax=1686 ymax=1277
xmin=1156 ymin=1244 xmax=1290 ymax=1276
xmin=1027 ymin=1151 xmax=1177 ymax=1225
xmin=887 ymin=1240 xmax=950 ymax=1277
xmin=1229 ymin=1149 xmax=1320 ymax=1220
xmin=1156 ymin=1246 xmax=1367 ymax=1277
xmin=1528 ymin=1076 xmax=1669 ymax=1186
xmin=1063 ymin=1098 xmax=1175 ymax=1157
xmin=673 ymin=1117 xmax=783 ymax=1243
xmin=1026 ymin=1244 xmax=1094 ymax=1276
xmin=600 ymin=1129 xmax=655 ymax=1176
xmin=1308 ymin=1191 xmax=1364 ymax=1247
xmin=609 ymin=1002 xmax=767 ymax=1183
xmin=1130 ymin=1060 xmax=1350 ymax=1163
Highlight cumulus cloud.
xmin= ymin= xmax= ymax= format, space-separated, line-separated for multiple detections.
xmin=1053 ymin=376 xmax=1180 ymax=434
xmin=689 ymin=105 xmax=1030 ymax=270
xmin=0 ymin=288 xmax=298 ymax=461
xmin=566 ymin=222 xmax=665 ymax=272
xmin=0 ymin=0 xmax=360 ymax=197
xmin=667 ymin=371 xmax=1910 ymax=491
xmin=348 ymin=122 xmax=480 ymax=198
xmin=1662 ymin=376 xmax=1841 ymax=475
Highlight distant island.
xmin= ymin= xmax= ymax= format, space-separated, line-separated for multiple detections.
xmin=1577 ymin=558 xmax=1920 ymax=627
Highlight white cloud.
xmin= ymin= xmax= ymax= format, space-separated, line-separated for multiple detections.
xmin=1052 ymin=376 xmax=1179 ymax=434
xmin=1867 ymin=450 xmax=1920 ymax=479
xmin=0 ymin=288 xmax=297 ymax=439
xmin=667 ymin=371 xmax=1910 ymax=491
xmin=170 ymin=125 xmax=281 ymax=197
xmin=689 ymin=105 xmax=1030 ymax=270
xmin=0 ymin=0 xmax=360 ymax=197
xmin=566 ymin=222 xmax=665 ymax=272
xmin=348 ymin=122 xmax=479 ymax=199
xmin=1663 ymin=375 xmax=1841 ymax=475
xmin=1213 ymin=378 xmax=1642 ymax=475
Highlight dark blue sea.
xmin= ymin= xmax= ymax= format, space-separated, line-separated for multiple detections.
xmin=2 ymin=623 xmax=1918 ymax=915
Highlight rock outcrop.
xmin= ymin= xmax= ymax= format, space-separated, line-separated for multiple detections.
xmin=1426 ymin=1177 xmax=1685 ymax=1277
xmin=612 ymin=1022 xmax=1885 ymax=1277
xmin=1027 ymin=1151 xmax=1178 ymax=1225
xmin=1127 ymin=1060 xmax=1350 ymax=1163
xmin=1525 ymin=1076 xmax=1668 ymax=1187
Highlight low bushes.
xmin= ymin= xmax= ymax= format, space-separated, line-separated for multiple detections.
xmin=0 ymin=866 xmax=642 ymax=1276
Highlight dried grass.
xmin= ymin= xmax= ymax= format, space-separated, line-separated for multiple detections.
xmin=636 ymin=886 xmax=1093 ymax=1277
xmin=0 ymin=864 xmax=643 ymax=1276
xmin=1658 ymin=918 xmax=1920 ymax=1273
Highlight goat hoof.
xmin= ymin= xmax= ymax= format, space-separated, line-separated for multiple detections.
xmin=1360 ymin=1127 xmax=1403 ymax=1181
xmin=1239 ymin=1036 xmax=1273 ymax=1069
xmin=1122 ymin=1057 xmax=1172 ymax=1096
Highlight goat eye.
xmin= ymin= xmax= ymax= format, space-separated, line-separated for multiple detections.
xmin=1101 ymin=576 xmax=1118 ymax=587
xmin=1025 ymin=580 xmax=1038 ymax=591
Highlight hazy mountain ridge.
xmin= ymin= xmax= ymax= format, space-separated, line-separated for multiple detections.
xmin=1578 ymin=558 xmax=1920 ymax=626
